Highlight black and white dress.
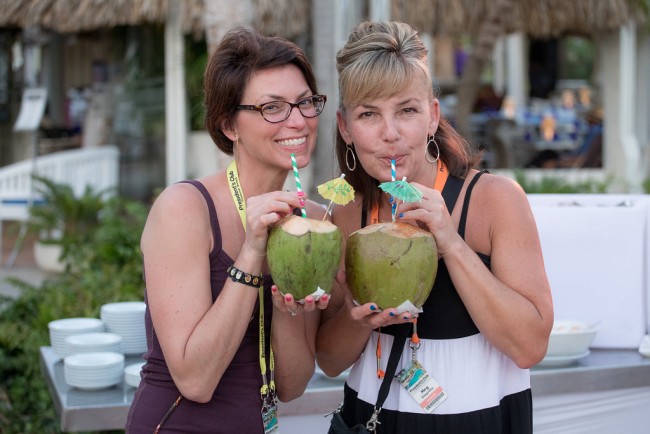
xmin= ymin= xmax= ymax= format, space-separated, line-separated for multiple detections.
xmin=339 ymin=172 xmax=533 ymax=433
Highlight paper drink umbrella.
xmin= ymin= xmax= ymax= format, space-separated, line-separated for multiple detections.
xmin=379 ymin=177 xmax=423 ymax=202
xmin=317 ymin=174 xmax=355 ymax=219
xmin=379 ymin=177 xmax=423 ymax=222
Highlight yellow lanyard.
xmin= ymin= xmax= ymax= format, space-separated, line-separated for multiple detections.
xmin=227 ymin=160 xmax=275 ymax=399
xmin=227 ymin=160 xmax=247 ymax=231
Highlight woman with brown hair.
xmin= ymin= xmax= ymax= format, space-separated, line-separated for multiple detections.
xmin=127 ymin=28 xmax=328 ymax=433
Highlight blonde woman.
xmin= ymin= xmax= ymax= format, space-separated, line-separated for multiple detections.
xmin=318 ymin=21 xmax=552 ymax=433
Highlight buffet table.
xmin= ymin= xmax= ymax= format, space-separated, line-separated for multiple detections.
xmin=40 ymin=346 xmax=650 ymax=433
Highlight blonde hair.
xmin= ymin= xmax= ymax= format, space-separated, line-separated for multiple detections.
xmin=336 ymin=21 xmax=432 ymax=110
xmin=335 ymin=21 xmax=480 ymax=209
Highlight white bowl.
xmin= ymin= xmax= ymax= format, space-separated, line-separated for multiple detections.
xmin=545 ymin=320 xmax=597 ymax=357
xmin=63 ymin=352 xmax=125 ymax=390
xmin=48 ymin=318 xmax=105 ymax=356
xmin=124 ymin=361 xmax=145 ymax=388
xmin=639 ymin=335 xmax=650 ymax=358
xmin=65 ymin=332 xmax=122 ymax=356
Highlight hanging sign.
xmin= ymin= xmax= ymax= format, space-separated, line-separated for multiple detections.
xmin=14 ymin=87 xmax=47 ymax=132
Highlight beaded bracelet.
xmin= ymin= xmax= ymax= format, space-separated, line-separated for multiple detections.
xmin=226 ymin=265 xmax=264 ymax=288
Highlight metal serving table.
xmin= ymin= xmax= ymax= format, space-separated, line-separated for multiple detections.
xmin=40 ymin=346 xmax=650 ymax=432
xmin=39 ymin=346 xmax=345 ymax=432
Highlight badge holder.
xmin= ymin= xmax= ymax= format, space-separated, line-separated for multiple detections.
xmin=261 ymin=388 xmax=279 ymax=434
xmin=396 ymin=320 xmax=448 ymax=413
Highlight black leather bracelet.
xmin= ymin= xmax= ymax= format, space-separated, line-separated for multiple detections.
xmin=226 ymin=265 xmax=264 ymax=288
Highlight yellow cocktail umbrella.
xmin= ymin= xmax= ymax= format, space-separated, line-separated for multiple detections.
xmin=317 ymin=174 xmax=355 ymax=219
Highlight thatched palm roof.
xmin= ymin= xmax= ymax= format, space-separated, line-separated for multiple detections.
xmin=0 ymin=0 xmax=309 ymax=39
xmin=0 ymin=0 xmax=645 ymax=39
xmin=392 ymin=0 xmax=648 ymax=38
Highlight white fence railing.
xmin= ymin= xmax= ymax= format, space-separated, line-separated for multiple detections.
xmin=0 ymin=145 xmax=120 ymax=263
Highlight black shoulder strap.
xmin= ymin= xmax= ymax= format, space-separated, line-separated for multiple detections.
xmin=441 ymin=176 xmax=464 ymax=214
xmin=458 ymin=171 xmax=486 ymax=239
xmin=375 ymin=327 xmax=408 ymax=408
xmin=179 ymin=180 xmax=219 ymax=252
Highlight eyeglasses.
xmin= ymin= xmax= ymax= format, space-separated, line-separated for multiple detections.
xmin=237 ymin=94 xmax=327 ymax=123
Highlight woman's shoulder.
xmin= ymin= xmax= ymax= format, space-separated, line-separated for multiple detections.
xmin=152 ymin=181 xmax=208 ymax=215
xmin=467 ymin=171 xmax=531 ymax=217
xmin=471 ymin=171 xmax=526 ymax=200
xmin=146 ymin=177 xmax=226 ymax=235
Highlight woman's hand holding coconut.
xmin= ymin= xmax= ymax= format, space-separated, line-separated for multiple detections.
xmin=242 ymin=190 xmax=332 ymax=314
xmin=391 ymin=182 xmax=463 ymax=257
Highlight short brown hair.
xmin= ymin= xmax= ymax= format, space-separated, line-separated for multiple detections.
xmin=204 ymin=28 xmax=318 ymax=155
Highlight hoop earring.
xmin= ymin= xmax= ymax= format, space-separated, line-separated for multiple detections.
xmin=345 ymin=143 xmax=357 ymax=171
xmin=425 ymin=136 xmax=440 ymax=163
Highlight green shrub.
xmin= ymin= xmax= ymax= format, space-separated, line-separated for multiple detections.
xmin=29 ymin=175 xmax=109 ymax=268
xmin=514 ymin=170 xmax=610 ymax=193
xmin=0 ymin=187 xmax=149 ymax=434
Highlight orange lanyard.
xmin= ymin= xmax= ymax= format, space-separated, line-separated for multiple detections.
xmin=371 ymin=159 xmax=447 ymax=378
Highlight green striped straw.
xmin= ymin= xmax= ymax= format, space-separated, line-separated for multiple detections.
xmin=290 ymin=153 xmax=307 ymax=217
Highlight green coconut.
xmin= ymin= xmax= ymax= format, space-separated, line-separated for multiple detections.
xmin=267 ymin=215 xmax=342 ymax=300
xmin=346 ymin=222 xmax=438 ymax=309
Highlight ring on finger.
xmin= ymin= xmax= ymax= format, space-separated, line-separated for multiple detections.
xmin=288 ymin=305 xmax=300 ymax=316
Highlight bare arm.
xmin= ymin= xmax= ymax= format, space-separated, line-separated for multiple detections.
xmin=401 ymin=174 xmax=554 ymax=368
xmin=143 ymin=185 xmax=308 ymax=403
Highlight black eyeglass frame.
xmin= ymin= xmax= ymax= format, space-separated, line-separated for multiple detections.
xmin=236 ymin=94 xmax=327 ymax=123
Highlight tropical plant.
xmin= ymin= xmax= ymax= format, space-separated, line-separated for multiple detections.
xmin=0 ymin=193 xmax=148 ymax=433
xmin=28 ymin=175 xmax=110 ymax=267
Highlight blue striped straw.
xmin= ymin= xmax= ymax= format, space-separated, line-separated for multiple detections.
xmin=391 ymin=159 xmax=396 ymax=219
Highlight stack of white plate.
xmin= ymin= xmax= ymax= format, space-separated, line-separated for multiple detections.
xmin=65 ymin=332 xmax=122 ymax=357
xmin=64 ymin=352 xmax=125 ymax=390
xmin=124 ymin=361 xmax=145 ymax=388
xmin=100 ymin=302 xmax=147 ymax=355
xmin=48 ymin=318 xmax=105 ymax=357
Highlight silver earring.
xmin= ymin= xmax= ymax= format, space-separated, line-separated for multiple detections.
xmin=425 ymin=136 xmax=440 ymax=163
xmin=345 ymin=143 xmax=357 ymax=171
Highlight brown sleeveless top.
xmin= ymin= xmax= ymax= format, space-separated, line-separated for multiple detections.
xmin=126 ymin=180 xmax=272 ymax=433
